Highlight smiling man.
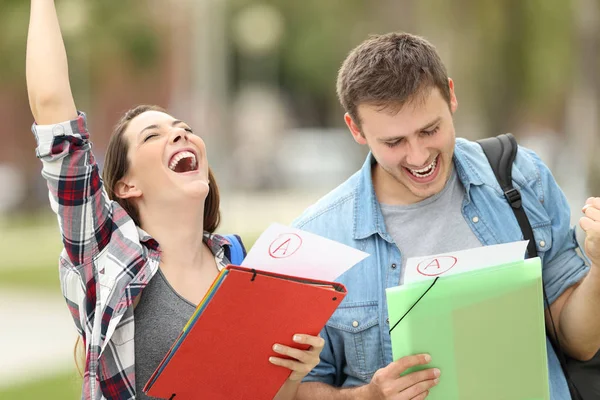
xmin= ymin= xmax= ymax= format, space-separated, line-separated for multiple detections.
xmin=292 ymin=33 xmax=600 ymax=400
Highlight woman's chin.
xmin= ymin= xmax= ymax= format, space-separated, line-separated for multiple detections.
xmin=181 ymin=180 xmax=210 ymax=198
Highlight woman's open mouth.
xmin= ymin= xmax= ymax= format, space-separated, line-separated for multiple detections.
xmin=168 ymin=150 xmax=198 ymax=173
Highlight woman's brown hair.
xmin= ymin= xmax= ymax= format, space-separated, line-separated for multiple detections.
xmin=101 ymin=105 xmax=221 ymax=232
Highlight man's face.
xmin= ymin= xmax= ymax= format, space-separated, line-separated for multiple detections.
xmin=346 ymin=81 xmax=458 ymax=204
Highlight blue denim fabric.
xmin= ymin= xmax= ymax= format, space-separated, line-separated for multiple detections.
xmin=292 ymin=138 xmax=589 ymax=400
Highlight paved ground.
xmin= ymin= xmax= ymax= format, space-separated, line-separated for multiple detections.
xmin=0 ymin=289 xmax=76 ymax=389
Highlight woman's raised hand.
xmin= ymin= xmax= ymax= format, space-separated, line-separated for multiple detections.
xmin=27 ymin=0 xmax=77 ymax=124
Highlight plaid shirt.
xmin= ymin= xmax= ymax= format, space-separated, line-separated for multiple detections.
xmin=33 ymin=113 xmax=236 ymax=399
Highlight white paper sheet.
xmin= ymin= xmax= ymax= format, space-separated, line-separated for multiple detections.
xmin=403 ymin=241 xmax=529 ymax=284
xmin=241 ymin=223 xmax=370 ymax=282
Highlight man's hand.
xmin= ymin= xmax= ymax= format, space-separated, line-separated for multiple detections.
xmin=366 ymin=354 xmax=440 ymax=399
xmin=581 ymin=197 xmax=600 ymax=267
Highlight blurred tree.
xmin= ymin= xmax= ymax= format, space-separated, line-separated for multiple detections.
xmin=228 ymin=0 xmax=372 ymax=127
xmin=569 ymin=0 xmax=600 ymax=199
xmin=454 ymin=0 xmax=575 ymax=137
xmin=225 ymin=0 xmax=599 ymax=197
xmin=1 ymin=0 xmax=598 ymax=208
xmin=0 ymin=0 xmax=161 ymax=210
xmin=0 ymin=0 xmax=160 ymax=94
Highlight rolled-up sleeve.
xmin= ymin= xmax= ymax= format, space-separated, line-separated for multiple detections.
xmin=32 ymin=112 xmax=89 ymax=159
xmin=526 ymin=149 xmax=590 ymax=305
xmin=32 ymin=112 xmax=113 ymax=267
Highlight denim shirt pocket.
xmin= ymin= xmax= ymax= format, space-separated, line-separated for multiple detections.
xmin=326 ymin=303 xmax=383 ymax=382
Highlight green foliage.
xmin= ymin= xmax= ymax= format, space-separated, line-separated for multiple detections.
xmin=0 ymin=371 xmax=81 ymax=400
xmin=2 ymin=0 xmax=587 ymax=132
xmin=228 ymin=0 xmax=369 ymax=118
xmin=521 ymin=0 xmax=574 ymax=114
xmin=0 ymin=219 xmax=63 ymax=291
xmin=276 ymin=0 xmax=367 ymax=97
xmin=0 ymin=223 xmax=62 ymax=271
xmin=0 ymin=266 xmax=63 ymax=292
xmin=468 ymin=0 xmax=574 ymax=131
xmin=0 ymin=1 xmax=29 ymax=86
xmin=0 ymin=0 xmax=159 ymax=86
xmin=81 ymin=0 xmax=160 ymax=71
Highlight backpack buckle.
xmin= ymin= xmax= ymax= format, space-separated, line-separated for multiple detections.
xmin=504 ymin=188 xmax=522 ymax=208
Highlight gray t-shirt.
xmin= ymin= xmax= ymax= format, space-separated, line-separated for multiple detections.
xmin=134 ymin=269 xmax=197 ymax=399
xmin=380 ymin=167 xmax=482 ymax=283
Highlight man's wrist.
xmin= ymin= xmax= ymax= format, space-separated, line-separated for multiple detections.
xmin=586 ymin=262 xmax=600 ymax=289
xmin=347 ymin=382 xmax=380 ymax=400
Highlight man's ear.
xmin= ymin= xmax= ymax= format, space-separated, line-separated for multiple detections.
xmin=448 ymin=78 xmax=458 ymax=114
xmin=344 ymin=113 xmax=367 ymax=145
xmin=114 ymin=178 xmax=142 ymax=199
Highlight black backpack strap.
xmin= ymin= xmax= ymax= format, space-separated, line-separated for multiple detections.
xmin=477 ymin=133 xmax=538 ymax=258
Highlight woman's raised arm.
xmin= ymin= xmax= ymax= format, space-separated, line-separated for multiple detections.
xmin=27 ymin=0 xmax=77 ymax=124
xmin=27 ymin=1 xmax=114 ymax=266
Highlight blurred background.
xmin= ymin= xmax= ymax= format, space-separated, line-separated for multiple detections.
xmin=0 ymin=0 xmax=599 ymax=397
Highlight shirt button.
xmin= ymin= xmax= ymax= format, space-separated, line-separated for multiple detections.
xmin=352 ymin=321 xmax=359 ymax=328
xmin=386 ymin=318 xmax=389 ymax=324
xmin=391 ymin=263 xmax=397 ymax=269
xmin=539 ymin=240 xmax=546 ymax=248
xmin=472 ymin=216 xmax=479 ymax=223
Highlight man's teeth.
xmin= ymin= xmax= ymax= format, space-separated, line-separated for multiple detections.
xmin=408 ymin=158 xmax=437 ymax=177
xmin=169 ymin=151 xmax=197 ymax=171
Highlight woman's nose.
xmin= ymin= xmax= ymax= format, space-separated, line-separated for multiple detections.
xmin=171 ymin=130 xmax=188 ymax=143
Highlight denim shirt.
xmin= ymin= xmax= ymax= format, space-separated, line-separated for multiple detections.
xmin=292 ymin=138 xmax=589 ymax=400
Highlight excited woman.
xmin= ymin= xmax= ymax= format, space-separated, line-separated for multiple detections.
xmin=26 ymin=1 xmax=323 ymax=399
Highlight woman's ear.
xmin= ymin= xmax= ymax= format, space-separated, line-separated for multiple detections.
xmin=115 ymin=178 xmax=142 ymax=199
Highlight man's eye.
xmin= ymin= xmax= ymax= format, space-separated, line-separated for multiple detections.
xmin=144 ymin=133 xmax=158 ymax=142
xmin=184 ymin=128 xmax=194 ymax=134
xmin=384 ymin=140 xmax=402 ymax=148
xmin=423 ymin=126 xmax=440 ymax=136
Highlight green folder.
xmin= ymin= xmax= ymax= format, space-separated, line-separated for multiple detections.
xmin=385 ymin=258 xmax=549 ymax=400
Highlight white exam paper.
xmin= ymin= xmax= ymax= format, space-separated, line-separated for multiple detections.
xmin=241 ymin=223 xmax=370 ymax=282
xmin=403 ymin=241 xmax=529 ymax=285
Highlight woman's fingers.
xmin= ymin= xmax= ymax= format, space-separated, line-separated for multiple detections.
xmin=269 ymin=335 xmax=324 ymax=381
xmin=269 ymin=356 xmax=304 ymax=370
xmin=269 ymin=356 xmax=311 ymax=381
xmin=292 ymin=334 xmax=325 ymax=350
xmin=272 ymin=344 xmax=312 ymax=363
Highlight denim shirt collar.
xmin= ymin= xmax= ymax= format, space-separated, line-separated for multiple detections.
xmin=353 ymin=153 xmax=390 ymax=242
xmin=353 ymin=140 xmax=484 ymax=242
xmin=453 ymin=139 xmax=484 ymax=193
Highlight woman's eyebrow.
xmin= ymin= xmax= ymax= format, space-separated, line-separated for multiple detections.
xmin=139 ymin=120 xmax=188 ymax=136
xmin=139 ymin=124 xmax=159 ymax=136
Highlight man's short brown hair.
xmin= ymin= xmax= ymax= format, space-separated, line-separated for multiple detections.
xmin=337 ymin=32 xmax=451 ymax=126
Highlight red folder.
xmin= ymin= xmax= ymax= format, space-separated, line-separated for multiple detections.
xmin=143 ymin=265 xmax=347 ymax=399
